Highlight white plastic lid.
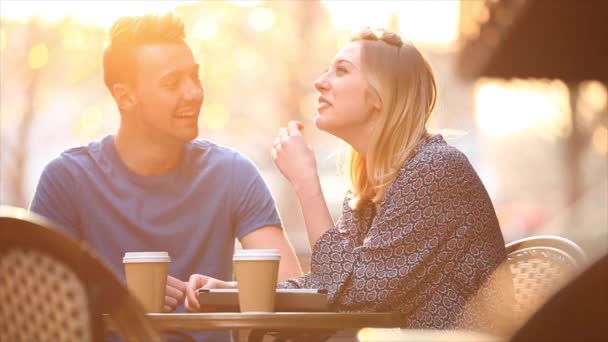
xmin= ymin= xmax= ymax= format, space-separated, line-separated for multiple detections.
xmin=123 ymin=252 xmax=171 ymax=263
xmin=233 ymin=249 xmax=281 ymax=261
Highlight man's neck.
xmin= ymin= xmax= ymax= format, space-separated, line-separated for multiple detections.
xmin=114 ymin=127 xmax=184 ymax=176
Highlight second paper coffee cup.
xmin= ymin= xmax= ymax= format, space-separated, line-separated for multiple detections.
xmin=233 ymin=249 xmax=280 ymax=312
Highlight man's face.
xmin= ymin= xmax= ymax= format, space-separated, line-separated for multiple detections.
xmin=128 ymin=42 xmax=204 ymax=143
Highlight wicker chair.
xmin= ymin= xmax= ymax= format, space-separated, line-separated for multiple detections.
xmin=0 ymin=206 xmax=163 ymax=342
xmin=505 ymin=235 xmax=586 ymax=323
xmin=359 ymin=236 xmax=588 ymax=342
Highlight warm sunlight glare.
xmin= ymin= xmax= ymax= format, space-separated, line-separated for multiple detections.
xmin=323 ymin=1 xmax=390 ymax=31
xmin=322 ymin=0 xmax=459 ymax=45
xmin=78 ymin=105 xmax=104 ymax=139
xmin=235 ymin=49 xmax=260 ymax=72
xmin=248 ymin=7 xmax=275 ymax=32
xmin=592 ymin=126 xmax=608 ymax=155
xmin=201 ymin=103 xmax=230 ymax=130
xmin=475 ymin=80 xmax=572 ymax=139
xmin=0 ymin=29 xmax=6 ymax=51
xmin=0 ymin=1 xmax=192 ymax=27
xmin=578 ymin=81 xmax=608 ymax=126
xmin=226 ymin=0 xmax=261 ymax=8
xmin=580 ymin=81 xmax=608 ymax=112
xmin=299 ymin=92 xmax=319 ymax=121
xmin=27 ymin=43 xmax=48 ymax=70
xmin=192 ymin=16 xmax=220 ymax=41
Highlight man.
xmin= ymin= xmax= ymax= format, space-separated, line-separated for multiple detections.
xmin=30 ymin=12 xmax=302 ymax=319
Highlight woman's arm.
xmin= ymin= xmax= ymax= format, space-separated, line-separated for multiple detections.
xmin=292 ymin=176 xmax=334 ymax=250
xmin=272 ymin=121 xmax=334 ymax=249
xmin=278 ymin=144 xmax=507 ymax=324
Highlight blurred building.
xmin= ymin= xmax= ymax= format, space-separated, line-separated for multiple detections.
xmin=457 ymin=0 xmax=608 ymax=259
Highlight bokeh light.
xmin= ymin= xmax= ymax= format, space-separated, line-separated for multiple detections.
xmin=28 ymin=43 xmax=48 ymax=70
xmin=0 ymin=0 xmax=189 ymax=27
xmin=0 ymin=29 xmax=7 ymax=51
xmin=580 ymin=81 xmax=607 ymax=113
xmin=78 ymin=105 xmax=104 ymax=139
xmin=248 ymin=7 xmax=275 ymax=32
xmin=323 ymin=0 xmax=459 ymax=45
xmin=226 ymin=0 xmax=261 ymax=8
xmin=234 ymin=49 xmax=259 ymax=72
xmin=475 ymin=79 xmax=571 ymax=139
xmin=191 ymin=16 xmax=219 ymax=41
xmin=592 ymin=126 xmax=608 ymax=155
xmin=201 ymin=103 xmax=230 ymax=131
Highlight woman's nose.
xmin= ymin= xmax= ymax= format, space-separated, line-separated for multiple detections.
xmin=314 ymin=76 xmax=330 ymax=92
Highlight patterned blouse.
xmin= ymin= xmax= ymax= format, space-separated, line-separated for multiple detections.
xmin=278 ymin=135 xmax=512 ymax=331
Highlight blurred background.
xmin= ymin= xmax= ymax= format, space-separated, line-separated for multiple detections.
xmin=1 ymin=0 xmax=606 ymax=267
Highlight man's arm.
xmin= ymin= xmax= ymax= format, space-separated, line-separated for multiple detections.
xmin=240 ymin=226 xmax=303 ymax=281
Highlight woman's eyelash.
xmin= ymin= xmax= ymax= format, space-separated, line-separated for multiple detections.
xmin=321 ymin=66 xmax=347 ymax=75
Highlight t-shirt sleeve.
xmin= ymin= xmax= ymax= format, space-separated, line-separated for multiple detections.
xmin=29 ymin=156 xmax=80 ymax=238
xmin=230 ymin=153 xmax=282 ymax=240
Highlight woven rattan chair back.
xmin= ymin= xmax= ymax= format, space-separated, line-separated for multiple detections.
xmin=0 ymin=206 xmax=163 ymax=342
xmin=0 ymin=247 xmax=93 ymax=341
xmin=506 ymin=235 xmax=586 ymax=320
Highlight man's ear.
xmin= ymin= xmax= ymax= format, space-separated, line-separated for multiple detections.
xmin=112 ymin=83 xmax=137 ymax=113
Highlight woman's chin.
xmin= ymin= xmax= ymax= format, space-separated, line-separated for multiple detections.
xmin=315 ymin=116 xmax=344 ymax=137
xmin=314 ymin=115 xmax=329 ymax=132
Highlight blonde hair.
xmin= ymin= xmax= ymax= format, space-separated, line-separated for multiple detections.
xmin=103 ymin=12 xmax=186 ymax=91
xmin=347 ymin=28 xmax=437 ymax=210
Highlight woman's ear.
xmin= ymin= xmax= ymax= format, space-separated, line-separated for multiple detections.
xmin=112 ymin=83 xmax=137 ymax=113
xmin=367 ymin=86 xmax=382 ymax=113
xmin=372 ymin=94 xmax=382 ymax=112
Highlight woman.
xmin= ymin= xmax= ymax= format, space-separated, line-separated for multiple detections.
xmin=186 ymin=28 xmax=511 ymax=331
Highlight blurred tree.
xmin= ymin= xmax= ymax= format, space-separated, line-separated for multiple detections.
xmin=1 ymin=18 xmax=104 ymax=207
xmin=1 ymin=19 xmax=44 ymax=207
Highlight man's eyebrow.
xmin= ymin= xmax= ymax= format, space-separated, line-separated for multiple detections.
xmin=160 ymin=64 xmax=200 ymax=80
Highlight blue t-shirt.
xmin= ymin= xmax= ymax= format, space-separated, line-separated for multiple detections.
xmin=30 ymin=135 xmax=281 ymax=340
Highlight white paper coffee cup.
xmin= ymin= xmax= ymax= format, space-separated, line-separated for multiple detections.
xmin=233 ymin=249 xmax=281 ymax=261
xmin=123 ymin=252 xmax=171 ymax=312
xmin=123 ymin=252 xmax=171 ymax=263
xmin=233 ymin=249 xmax=280 ymax=312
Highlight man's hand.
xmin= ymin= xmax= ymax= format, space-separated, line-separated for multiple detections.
xmin=185 ymin=274 xmax=236 ymax=312
xmin=163 ymin=275 xmax=187 ymax=312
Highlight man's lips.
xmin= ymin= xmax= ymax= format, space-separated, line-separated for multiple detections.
xmin=173 ymin=109 xmax=198 ymax=118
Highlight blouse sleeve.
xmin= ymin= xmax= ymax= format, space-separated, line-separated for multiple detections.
xmin=278 ymin=145 xmax=506 ymax=320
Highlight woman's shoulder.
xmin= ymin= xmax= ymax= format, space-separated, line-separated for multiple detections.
xmin=388 ymin=134 xmax=480 ymax=194
xmin=405 ymin=134 xmax=472 ymax=174
xmin=415 ymin=134 xmax=468 ymax=162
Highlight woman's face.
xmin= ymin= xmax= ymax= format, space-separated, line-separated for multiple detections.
xmin=313 ymin=42 xmax=380 ymax=144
